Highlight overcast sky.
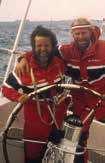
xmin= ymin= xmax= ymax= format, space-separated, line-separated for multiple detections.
xmin=0 ymin=0 xmax=105 ymax=21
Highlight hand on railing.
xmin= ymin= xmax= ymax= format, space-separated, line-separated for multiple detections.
xmin=18 ymin=94 xmax=29 ymax=104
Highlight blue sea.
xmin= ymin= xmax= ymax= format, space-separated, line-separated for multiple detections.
xmin=0 ymin=19 xmax=105 ymax=81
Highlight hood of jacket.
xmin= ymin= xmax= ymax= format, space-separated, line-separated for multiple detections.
xmin=91 ymin=25 xmax=101 ymax=43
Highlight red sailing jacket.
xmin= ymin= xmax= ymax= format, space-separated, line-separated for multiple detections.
xmin=59 ymin=26 xmax=105 ymax=130
xmin=2 ymin=52 xmax=68 ymax=160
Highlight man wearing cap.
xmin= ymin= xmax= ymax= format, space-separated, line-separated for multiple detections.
xmin=15 ymin=18 xmax=105 ymax=163
xmin=59 ymin=18 xmax=105 ymax=163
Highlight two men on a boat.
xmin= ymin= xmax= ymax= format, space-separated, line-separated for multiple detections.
xmin=3 ymin=17 xmax=105 ymax=163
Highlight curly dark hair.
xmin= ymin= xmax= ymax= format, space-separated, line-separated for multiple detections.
xmin=31 ymin=25 xmax=58 ymax=51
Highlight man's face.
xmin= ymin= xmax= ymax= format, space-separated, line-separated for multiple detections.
xmin=34 ymin=36 xmax=53 ymax=68
xmin=72 ymin=28 xmax=91 ymax=51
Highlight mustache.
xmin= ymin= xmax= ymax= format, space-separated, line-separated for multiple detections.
xmin=75 ymin=40 xmax=91 ymax=50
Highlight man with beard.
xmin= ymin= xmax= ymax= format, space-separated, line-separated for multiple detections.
xmin=2 ymin=26 xmax=69 ymax=163
xmin=15 ymin=18 xmax=105 ymax=163
xmin=59 ymin=18 xmax=105 ymax=163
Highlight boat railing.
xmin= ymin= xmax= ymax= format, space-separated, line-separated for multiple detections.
xmin=0 ymin=0 xmax=32 ymax=99
xmin=3 ymin=0 xmax=32 ymax=84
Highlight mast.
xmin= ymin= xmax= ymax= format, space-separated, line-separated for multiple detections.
xmin=3 ymin=0 xmax=32 ymax=84
xmin=0 ymin=0 xmax=2 ymax=5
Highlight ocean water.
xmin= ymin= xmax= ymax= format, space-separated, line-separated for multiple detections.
xmin=0 ymin=19 xmax=105 ymax=81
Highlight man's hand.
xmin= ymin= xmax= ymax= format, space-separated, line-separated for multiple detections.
xmin=18 ymin=94 xmax=29 ymax=104
xmin=15 ymin=58 xmax=30 ymax=77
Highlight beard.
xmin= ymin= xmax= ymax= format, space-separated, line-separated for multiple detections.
xmin=34 ymin=51 xmax=54 ymax=69
xmin=75 ymin=39 xmax=91 ymax=52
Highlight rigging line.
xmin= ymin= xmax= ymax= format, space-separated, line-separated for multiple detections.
xmin=0 ymin=0 xmax=7 ymax=6
xmin=0 ymin=47 xmax=25 ymax=55
xmin=3 ymin=0 xmax=32 ymax=85
xmin=47 ymin=105 xmax=59 ymax=129
xmin=30 ymin=68 xmax=54 ymax=126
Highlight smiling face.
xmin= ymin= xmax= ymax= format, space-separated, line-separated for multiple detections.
xmin=34 ymin=36 xmax=53 ymax=68
xmin=72 ymin=27 xmax=91 ymax=51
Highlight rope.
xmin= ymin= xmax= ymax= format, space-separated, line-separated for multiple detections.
xmin=47 ymin=104 xmax=59 ymax=129
xmin=43 ymin=141 xmax=86 ymax=158
xmin=30 ymin=68 xmax=58 ymax=126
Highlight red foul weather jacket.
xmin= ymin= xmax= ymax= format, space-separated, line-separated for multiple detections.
xmin=59 ymin=26 xmax=105 ymax=131
xmin=2 ymin=52 xmax=68 ymax=160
